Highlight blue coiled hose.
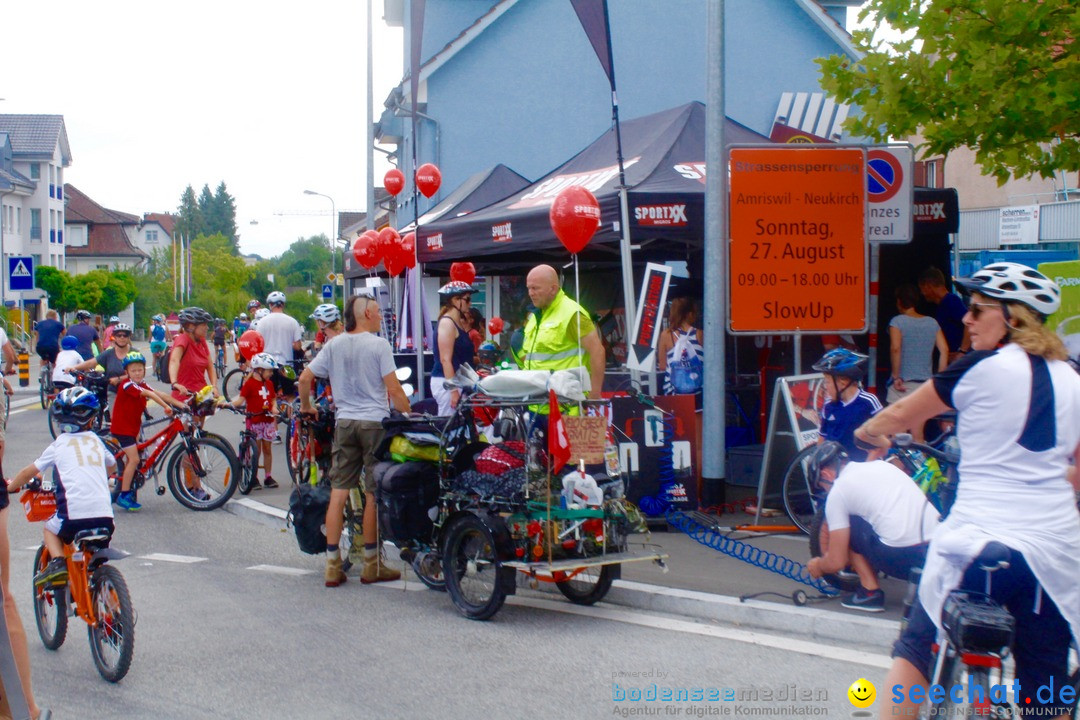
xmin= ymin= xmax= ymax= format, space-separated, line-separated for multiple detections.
xmin=665 ymin=509 xmax=839 ymax=596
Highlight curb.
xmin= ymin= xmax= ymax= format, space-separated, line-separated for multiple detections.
xmin=224 ymin=495 xmax=900 ymax=647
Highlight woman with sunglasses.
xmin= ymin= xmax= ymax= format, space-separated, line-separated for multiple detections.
xmin=431 ymin=281 xmax=476 ymax=415
xmin=70 ymin=322 xmax=136 ymax=393
xmin=856 ymin=262 xmax=1080 ymax=720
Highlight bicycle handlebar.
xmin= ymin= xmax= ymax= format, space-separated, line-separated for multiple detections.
xmin=892 ymin=433 xmax=959 ymax=465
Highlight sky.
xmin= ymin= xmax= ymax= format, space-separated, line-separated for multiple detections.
xmin=1 ymin=0 xmax=403 ymax=259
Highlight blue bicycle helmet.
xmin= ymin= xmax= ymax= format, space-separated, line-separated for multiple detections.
xmin=812 ymin=348 xmax=867 ymax=379
xmin=51 ymin=387 xmax=100 ymax=432
xmin=61 ymin=335 xmax=79 ymax=350
xmin=122 ymin=351 xmax=146 ymax=367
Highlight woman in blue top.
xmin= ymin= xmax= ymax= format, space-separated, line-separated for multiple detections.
xmin=149 ymin=314 xmax=170 ymax=372
xmin=657 ymin=297 xmax=703 ymax=396
xmin=430 ymin=281 xmax=476 ymax=415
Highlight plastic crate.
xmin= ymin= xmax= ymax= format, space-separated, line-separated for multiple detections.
xmin=726 ymin=444 xmax=764 ymax=488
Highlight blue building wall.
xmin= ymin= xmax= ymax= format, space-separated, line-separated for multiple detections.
xmin=394 ymin=0 xmax=861 ymax=211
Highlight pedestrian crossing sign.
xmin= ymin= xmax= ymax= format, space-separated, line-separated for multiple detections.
xmin=8 ymin=257 xmax=34 ymax=291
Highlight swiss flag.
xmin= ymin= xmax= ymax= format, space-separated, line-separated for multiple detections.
xmin=548 ymin=389 xmax=571 ymax=474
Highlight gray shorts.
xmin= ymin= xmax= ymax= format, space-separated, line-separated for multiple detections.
xmin=329 ymin=419 xmax=385 ymax=493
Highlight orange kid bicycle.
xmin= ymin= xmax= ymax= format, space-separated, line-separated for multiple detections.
xmin=23 ymin=482 xmax=135 ymax=683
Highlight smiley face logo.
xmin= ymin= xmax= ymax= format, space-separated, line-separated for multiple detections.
xmin=848 ymin=678 xmax=876 ymax=708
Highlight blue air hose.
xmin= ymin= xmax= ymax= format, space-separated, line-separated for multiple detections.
xmin=665 ymin=509 xmax=839 ymax=596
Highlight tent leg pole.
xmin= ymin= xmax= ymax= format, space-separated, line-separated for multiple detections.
xmin=618 ymin=186 xmax=637 ymax=390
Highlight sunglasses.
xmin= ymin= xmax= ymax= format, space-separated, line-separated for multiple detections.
xmin=113 ymin=332 xmax=131 ymax=338
xmin=967 ymin=302 xmax=1003 ymax=319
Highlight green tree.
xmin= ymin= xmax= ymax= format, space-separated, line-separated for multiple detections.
xmin=132 ymin=247 xmax=176 ymax=327
xmin=88 ymin=270 xmax=138 ymax=319
xmin=818 ymin=0 xmax=1079 ymax=183
xmin=68 ymin=274 xmax=103 ymax=314
xmin=213 ymin=181 xmax=239 ymax=252
xmin=277 ymin=235 xmax=331 ymax=289
xmin=35 ymin=266 xmax=73 ymax=314
xmin=176 ymin=185 xmax=203 ymax=240
xmin=188 ymin=233 xmax=254 ymax=319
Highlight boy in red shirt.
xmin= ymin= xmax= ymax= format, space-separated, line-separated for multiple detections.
xmin=230 ymin=352 xmax=281 ymax=489
xmin=113 ymin=351 xmax=187 ymax=511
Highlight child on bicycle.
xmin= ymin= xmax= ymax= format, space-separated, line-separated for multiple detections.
xmin=112 ymin=352 xmax=187 ymax=511
xmin=53 ymin=335 xmax=83 ymax=391
xmin=810 ymin=348 xmax=882 ymax=461
xmin=8 ymin=387 xmax=115 ymax=588
xmin=229 ymin=352 xmax=281 ymax=489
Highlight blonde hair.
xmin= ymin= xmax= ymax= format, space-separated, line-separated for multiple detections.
xmin=1007 ymin=302 xmax=1067 ymax=361
xmin=324 ymin=319 xmax=344 ymax=335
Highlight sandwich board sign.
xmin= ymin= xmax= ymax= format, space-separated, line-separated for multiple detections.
xmin=8 ymin=256 xmax=34 ymax=292
xmin=626 ymin=262 xmax=672 ymax=372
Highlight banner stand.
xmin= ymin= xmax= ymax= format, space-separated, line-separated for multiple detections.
xmin=753 ymin=373 xmax=825 ymax=525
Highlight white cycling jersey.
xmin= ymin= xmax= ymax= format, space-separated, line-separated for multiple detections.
xmin=919 ymin=343 xmax=1080 ymax=640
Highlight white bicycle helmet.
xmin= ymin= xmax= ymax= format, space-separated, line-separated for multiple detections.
xmin=112 ymin=322 xmax=133 ymax=334
xmin=266 ymin=291 xmax=287 ymax=306
xmin=310 ymin=303 xmax=341 ymax=324
xmin=250 ymin=352 xmax=280 ymax=371
xmin=239 ymin=312 xmax=248 ymax=320
xmin=955 ymin=262 xmax=1061 ymax=318
xmin=254 ymin=308 xmax=270 ymax=321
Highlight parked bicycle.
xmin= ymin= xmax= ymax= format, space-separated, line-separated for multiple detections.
xmin=22 ymin=480 xmax=135 ymax=683
xmin=104 ymin=388 xmax=239 ymax=511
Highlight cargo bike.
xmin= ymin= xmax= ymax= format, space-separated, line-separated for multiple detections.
xmin=372 ymin=367 xmax=668 ymax=620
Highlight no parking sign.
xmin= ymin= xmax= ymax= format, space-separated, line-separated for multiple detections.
xmin=867 ymin=144 xmax=913 ymax=244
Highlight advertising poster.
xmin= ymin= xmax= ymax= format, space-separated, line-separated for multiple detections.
xmin=1039 ymin=260 xmax=1080 ymax=359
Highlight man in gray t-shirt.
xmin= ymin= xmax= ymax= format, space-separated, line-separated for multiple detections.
xmin=299 ymin=291 xmax=410 ymax=587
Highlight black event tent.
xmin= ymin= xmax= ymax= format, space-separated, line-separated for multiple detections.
xmin=416 ymin=102 xmax=769 ymax=272
xmin=402 ymin=163 xmax=531 ymax=232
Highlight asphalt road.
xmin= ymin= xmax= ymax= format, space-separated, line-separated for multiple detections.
xmin=1 ymin=356 xmax=891 ymax=719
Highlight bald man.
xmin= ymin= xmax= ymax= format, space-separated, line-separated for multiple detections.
xmin=521 ymin=264 xmax=605 ymax=398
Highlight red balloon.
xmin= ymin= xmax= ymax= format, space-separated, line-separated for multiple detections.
xmin=384 ymin=250 xmax=407 ymax=277
xmin=361 ymin=229 xmax=382 ymax=263
xmin=487 ymin=317 xmax=505 ymax=336
xmin=352 ymin=232 xmax=379 ymax=270
xmin=237 ymin=330 xmax=264 ymax=361
xmin=450 ymin=262 xmax=476 ymax=285
xmin=415 ymin=163 xmax=442 ymax=198
xmin=384 ymin=168 xmax=405 ymax=197
xmin=400 ymin=232 xmax=417 ymax=269
xmin=549 ymin=185 xmax=601 ymax=254
xmin=377 ymin=227 xmax=400 ymax=261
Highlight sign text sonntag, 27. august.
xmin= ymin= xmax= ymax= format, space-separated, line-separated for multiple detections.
xmin=728 ymin=147 xmax=867 ymax=333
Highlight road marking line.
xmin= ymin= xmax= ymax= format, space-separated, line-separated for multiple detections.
xmin=369 ymin=578 xmax=429 ymax=592
xmin=24 ymin=546 xmax=40 ymax=551
xmin=508 ymin=595 xmax=894 ymax=669
xmin=140 ymin=553 xmax=208 ymax=564
xmin=11 ymin=397 xmax=41 ymax=409
xmin=247 ymin=564 xmax=313 ymax=576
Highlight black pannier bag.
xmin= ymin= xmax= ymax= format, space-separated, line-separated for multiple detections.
xmin=287 ymin=483 xmax=331 ymax=554
xmin=374 ymin=460 xmax=440 ymax=544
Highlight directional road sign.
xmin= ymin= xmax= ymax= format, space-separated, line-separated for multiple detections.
xmin=626 ymin=263 xmax=671 ymax=372
xmin=8 ymin=257 xmax=34 ymax=292
xmin=322 ymin=284 xmax=333 ymax=299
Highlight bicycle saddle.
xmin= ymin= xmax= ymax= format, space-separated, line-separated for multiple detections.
xmin=974 ymin=541 xmax=1011 ymax=572
xmin=73 ymin=527 xmax=113 ymax=548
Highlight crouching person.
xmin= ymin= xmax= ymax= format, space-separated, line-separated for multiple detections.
xmin=806 ymin=442 xmax=939 ymax=612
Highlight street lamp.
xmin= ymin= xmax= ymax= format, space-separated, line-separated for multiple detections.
xmin=303 ymin=189 xmax=337 ymax=304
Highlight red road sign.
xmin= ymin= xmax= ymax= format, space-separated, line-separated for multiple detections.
xmin=867 ymin=149 xmax=903 ymax=203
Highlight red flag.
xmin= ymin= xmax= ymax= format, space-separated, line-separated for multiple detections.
xmin=548 ymin=389 xmax=571 ymax=474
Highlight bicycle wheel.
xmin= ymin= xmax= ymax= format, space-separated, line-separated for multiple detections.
xmin=555 ymin=563 xmax=617 ymax=606
xmin=442 ymin=514 xmax=507 ymax=621
xmin=87 ymin=564 xmax=135 ymax=683
xmin=286 ymin=417 xmax=309 ymax=486
xmin=781 ymin=444 xmax=821 ymax=535
xmin=39 ymin=367 xmax=53 ymax=409
xmin=238 ymin=436 xmax=257 ymax=495
xmin=807 ymin=507 xmax=860 ymax=593
xmin=32 ymin=546 xmax=68 ymax=650
xmin=2 ymin=392 xmax=9 ymax=425
xmin=165 ymin=436 xmax=240 ymax=511
xmin=47 ymin=403 xmax=62 ymax=439
xmin=222 ymin=368 xmax=246 ymax=402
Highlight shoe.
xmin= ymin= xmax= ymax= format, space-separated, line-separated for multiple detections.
xmin=248 ymin=477 xmax=262 ymax=490
xmin=842 ymin=587 xmax=885 ymax=613
xmin=188 ymin=487 xmax=211 ymax=502
xmin=325 ymin=555 xmax=347 ymax=587
xmin=262 ymin=476 xmax=279 ymax=489
xmin=117 ymin=491 xmax=142 ymax=512
xmin=34 ymin=558 xmax=68 ymax=588
xmin=272 ymin=436 xmax=283 ymax=445
xmin=361 ymin=548 xmax=401 ymax=584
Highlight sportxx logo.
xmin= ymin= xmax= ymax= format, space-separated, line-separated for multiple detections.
xmin=492 ymin=222 xmax=512 ymax=243
xmin=509 ymin=158 xmax=639 ymax=209
xmin=635 ymin=204 xmax=688 ymax=227
xmin=673 ymin=162 xmax=707 ymax=185
xmin=913 ymin=202 xmax=946 ymax=221
xmin=425 ymin=233 xmax=443 ymax=251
